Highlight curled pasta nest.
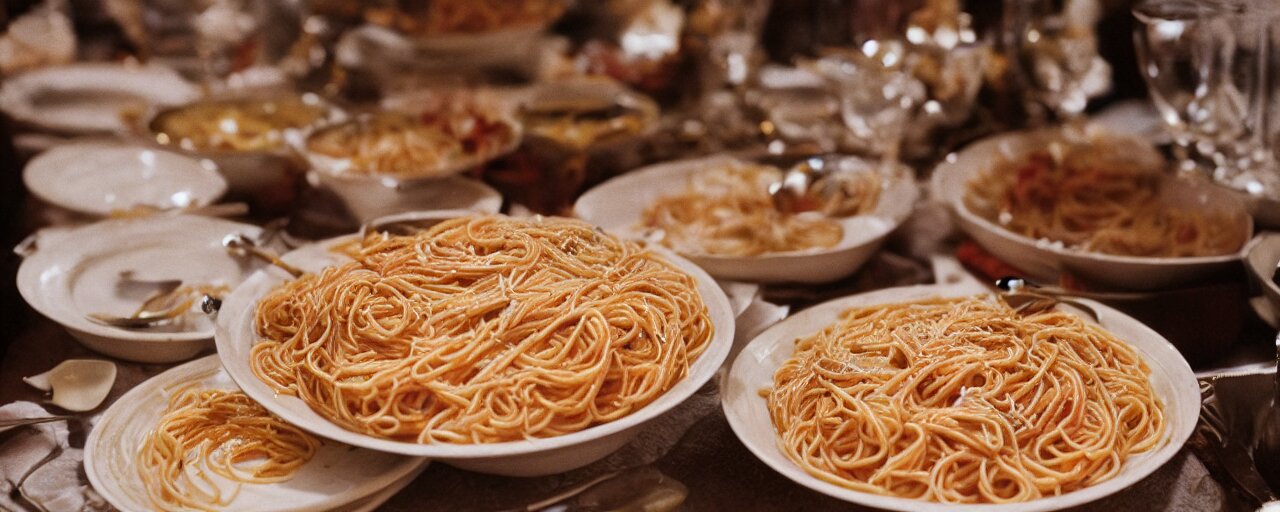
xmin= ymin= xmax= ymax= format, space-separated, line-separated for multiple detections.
xmin=137 ymin=387 xmax=318 ymax=511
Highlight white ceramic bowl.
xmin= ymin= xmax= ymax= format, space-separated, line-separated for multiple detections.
xmin=575 ymin=154 xmax=919 ymax=284
xmin=722 ymin=283 xmax=1200 ymax=512
xmin=16 ymin=216 xmax=262 ymax=363
xmin=215 ymin=219 xmax=736 ymax=476
xmin=23 ymin=141 xmax=227 ymax=217
xmin=1246 ymin=233 xmax=1280 ymax=319
xmin=515 ymin=79 xmax=661 ymax=155
xmin=144 ymin=93 xmax=345 ymax=199
xmin=309 ymin=172 xmax=504 ymax=223
xmin=931 ymin=127 xmax=1252 ymax=290
xmin=85 ymin=355 xmax=427 ymax=512
xmin=0 ymin=63 xmax=199 ymax=134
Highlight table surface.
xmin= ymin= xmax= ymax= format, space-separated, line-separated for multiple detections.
xmin=0 ymin=232 xmax=1264 ymax=512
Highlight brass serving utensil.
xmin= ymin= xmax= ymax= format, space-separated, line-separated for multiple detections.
xmin=223 ymin=233 xmax=305 ymax=278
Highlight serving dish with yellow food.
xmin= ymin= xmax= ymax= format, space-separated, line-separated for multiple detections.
xmin=576 ymin=154 xmax=918 ymax=283
xmin=85 ymin=355 xmax=427 ymax=512
xmin=216 ymin=214 xmax=734 ymax=476
xmin=145 ymin=94 xmax=343 ymax=209
xmin=931 ymin=127 xmax=1252 ymax=290
xmin=722 ymin=283 xmax=1198 ymax=512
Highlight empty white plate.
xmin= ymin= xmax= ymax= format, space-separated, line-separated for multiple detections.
xmin=17 ymin=215 xmax=262 ymax=363
xmin=0 ymin=63 xmax=199 ymax=134
xmin=85 ymin=355 xmax=427 ymax=512
xmin=24 ymin=141 xmax=227 ymax=216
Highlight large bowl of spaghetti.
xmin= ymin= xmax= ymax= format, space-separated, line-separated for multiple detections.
xmin=575 ymin=154 xmax=919 ymax=283
xmin=722 ymin=283 xmax=1198 ymax=511
xmin=932 ymin=127 xmax=1252 ymax=290
xmin=215 ymin=214 xmax=735 ymax=476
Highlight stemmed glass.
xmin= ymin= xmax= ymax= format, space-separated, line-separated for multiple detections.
xmin=1005 ymin=0 xmax=1111 ymax=127
xmin=1133 ymin=0 xmax=1278 ymax=197
xmin=689 ymin=0 xmax=774 ymax=148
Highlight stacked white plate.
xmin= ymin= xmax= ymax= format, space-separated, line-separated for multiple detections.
xmin=86 ymin=355 xmax=428 ymax=512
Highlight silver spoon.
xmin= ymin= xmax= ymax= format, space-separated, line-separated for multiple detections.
xmin=994 ymin=276 xmax=1101 ymax=321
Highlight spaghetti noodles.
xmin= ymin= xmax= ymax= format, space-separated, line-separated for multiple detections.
xmin=964 ymin=141 xmax=1245 ymax=257
xmin=639 ymin=162 xmax=880 ymax=257
xmin=137 ymin=387 xmax=319 ymax=511
xmin=767 ymin=295 xmax=1164 ymax=504
xmin=250 ymin=215 xmax=713 ymax=444
xmin=305 ymin=98 xmax=516 ymax=178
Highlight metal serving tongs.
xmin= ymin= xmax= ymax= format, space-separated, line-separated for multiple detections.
xmin=1196 ymin=377 xmax=1280 ymax=511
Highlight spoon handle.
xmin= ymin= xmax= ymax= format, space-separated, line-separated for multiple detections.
xmin=0 ymin=416 xmax=74 ymax=429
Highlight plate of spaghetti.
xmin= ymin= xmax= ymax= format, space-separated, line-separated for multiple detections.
xmin=722 ymin=284 xmax=1198 ymax=511
xmin=304 ymin=93 xmax=520 ymax=182
xmin=85 ymin=355 xmax=426 ymax=512
xmin=575 ymin=154 xmax=919 ymax=283
xmin=932 ymin=127 xmax=1252 ymax=290
xmin=215 ymin=214 xmax=734 ymax=476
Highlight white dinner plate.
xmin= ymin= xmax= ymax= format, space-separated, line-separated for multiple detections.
xmin=575 ymin=154 xmax=919 ymax=284
xmin=931 ymin=127 xmax=1252 ymax=290
xmin=85 ymin=355 xmax=426 ymax=512
xmin=215 ymin=214 xmax=736 ymax=476
xmin=0 ymin=63 xmax=199 ymax=134
xmin=722 ymin=283 xmax=1200 ymax=512
xmin=23 ymin=141 xmax=227 ymax=216
xmin=16 ymin=215 xmax=262 ymax=363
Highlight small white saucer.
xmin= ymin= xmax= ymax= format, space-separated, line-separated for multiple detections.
xmin=0 ymin=63 xmax=199 ymax=134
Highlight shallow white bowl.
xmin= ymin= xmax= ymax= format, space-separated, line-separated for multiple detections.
xmin=17 ymin=216 xmax=262 ymax=363
xmin=0 ymin=63 xmax=199 ymax=134
xmin=722 ymin=283 xmax=1200 ymax=512
xmin=23 ymin=140 xmax=227 ymax=217
xmin=215 ymin=219 xmax=736 ymax=476
xmin=931 ymin=127 xmax=1252 ymax=290
xmin=144 ymin=94 xmax=345 ymax=199
xmin=85 ymin=355 xmax=426 ymax=512
xmin=575 ymin=154 xmax=919 ymax=284
xmin=309 ymin=172 xmax=504 ymax=223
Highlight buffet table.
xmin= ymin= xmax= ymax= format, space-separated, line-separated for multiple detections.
xmin=0 ymin=203 xmax=1263 ymax=512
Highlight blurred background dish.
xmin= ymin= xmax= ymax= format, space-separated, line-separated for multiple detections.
xmin=576 ymin=153 xmax=918 ymax=283
xmin=932 ymin=126 xmax=1252 ymax=290
xmin=22 ymin=140 xmax=226 ymax=217
xmin=0 ymin=62 xmax=199 ymax=136
xmin=145 ymin=93 xmax=344 ymax=215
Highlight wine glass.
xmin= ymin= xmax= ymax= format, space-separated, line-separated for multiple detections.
xmin=1134 ymin=0 xmax=1278 ymax=196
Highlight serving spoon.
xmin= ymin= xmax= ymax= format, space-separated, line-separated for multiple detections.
xmin=994 ymin=276 xmax=1101 ymax=321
